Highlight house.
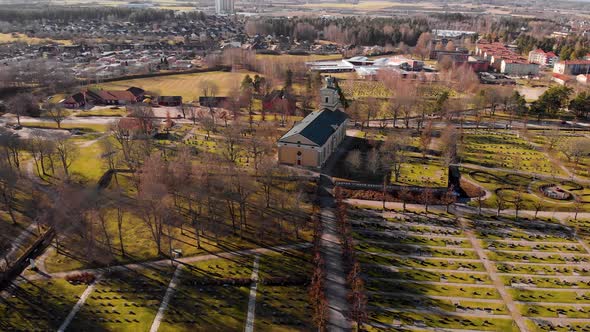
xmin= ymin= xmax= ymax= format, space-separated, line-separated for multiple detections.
xmin=127 ymin=87 xmax=145 ymax=102
xmin=199 ymin=96 xmax=228 ymax=108
xmin=63 ymin=92 xmax=87 ymax=109
xmin=577 ymin=74 xmax=590 ymax=84
xmin=87 ymin=90 xmax=138 ymax=105
xmin=528 ymin=49 xmax=558 ymax=67
xmin=158 ymin=96 xmax=183 ymax=106
xmin=551 ymin=73 xmax=573 ymax=85
xmin=262 ymin=90 xmax=297 ymax=115
xmin=277 ymin=77 xmax=348 ymax=168
xmin=554 ymin=60 xmax=590 ymax=75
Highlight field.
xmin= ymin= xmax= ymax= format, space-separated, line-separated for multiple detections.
xmin=1 ymin=248 xmax=312 ymax=331
xmin=298 ymin=1 xmax=437 ymax=10
xmin=0 ymin=33 xmax=73 ymax=45
xmin=92 ymin=71 xmax=260 ymax=101
xmin=348 ymin=204 xmax=590 ymax=332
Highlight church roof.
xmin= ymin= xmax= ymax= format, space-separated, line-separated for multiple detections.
xmin=279 ymin=109 xmax=347 ymax=146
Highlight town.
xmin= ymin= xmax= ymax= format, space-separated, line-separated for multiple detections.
xmin=2 ymin=1 xmax=590 ymax=332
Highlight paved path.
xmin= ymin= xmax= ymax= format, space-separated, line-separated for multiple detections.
xmin=459 ymin=216 xmax=530 ymax=332
xmin=1 ymin=223 xmax=38 ymax=270
xmin=57 ymin=275 xmax=102 ymax=332
xmin=347 ymin=198 xmax=590 ymax=221
xmin=149 ymin=265 xmax=183 ymax=332
xmin=23 ymin=243 xmax=309 ymax=281
xmin=319 ymin=177 xmax=352 ymax=331
xmin=244 ymin=255 xmax=260 ymax=332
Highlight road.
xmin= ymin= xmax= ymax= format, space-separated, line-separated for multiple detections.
xmin=319 ymin=175 xmax=352 ymax=332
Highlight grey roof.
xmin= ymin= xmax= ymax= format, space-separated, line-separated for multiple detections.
xmin=279 ymin=109 xmax=347 ymax=146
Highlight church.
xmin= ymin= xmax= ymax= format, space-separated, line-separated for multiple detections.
xmin=277 ymin=77 xmax=348 ymax=168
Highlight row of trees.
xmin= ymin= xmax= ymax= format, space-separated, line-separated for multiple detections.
xmin=334 ymin=188 xmax=367 ymax=330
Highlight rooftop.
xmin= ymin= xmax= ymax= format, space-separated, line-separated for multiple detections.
xmin=279 ymin=109 xmax=347 ymax=146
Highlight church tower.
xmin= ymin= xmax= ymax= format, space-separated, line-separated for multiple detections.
xmin=320 ymin=76 xmax=343 ymax=111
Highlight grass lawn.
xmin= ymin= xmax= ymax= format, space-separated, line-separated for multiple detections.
xmin=68 ymin=266 xmax=173 ymax=331
xmin=20 ymin=121 xmax=109 ymax=133
xmin=159 ymin=258 xmax=254 ymax=332
xmin=255 ymin=285 xmax=312 ymax=331
xmin=393 ymin=159 xmax=448 ymax=187
xmin=0 ymin=278 xmax=87 ymax=331
xmin=510 ymin=288 xmax=590 ymax=303
xmin=368 ymin=310 xmax=518 ymax=331
xmin=69 ymin=139 xmax=109 ymax=181
xmin=92 ymin=71 xmax=259 ymax=101
xmin=74 ymin=109 xmax=127 ymax=117
xmin=461 ymin=132 xmax=560 ymax=175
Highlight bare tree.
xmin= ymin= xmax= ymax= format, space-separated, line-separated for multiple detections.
xmin=0 ymin=162 xmax=18 ymax=224
xmin=420 ymin=188 xmax=434 ymax=212
xmin=0 ymin=128 xmax=22 ymax=171
xmin=44 ymin=102 xmax=69 ymax=129
xmin=201 ymin=80 xmax=219 ymax=128
xmin=382 ymin=133 xmax=409 ymax=182
xmin=221 ymin=124 xmax=246 ymax=164
xmin=54 ymin=135 xmax=78 ymax=178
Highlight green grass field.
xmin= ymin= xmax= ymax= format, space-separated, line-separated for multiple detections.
xmin=93 ymin=71 xmax=259 ymax=101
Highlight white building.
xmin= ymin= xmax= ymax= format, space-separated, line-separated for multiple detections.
xmin=500 ymin=59 xmax=539 ymax=76
xmin=528 ymin=49 xmax=558 ymax=67
xmin=216 ymin=0 xmax=234 ymax=14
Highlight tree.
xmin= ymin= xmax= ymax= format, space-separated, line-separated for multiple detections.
xmin=285 ymin=69 xmax=293 ymax=91
xmin=420 ymin=188 xmax=434 ymax=212
xmin=560 ymin=138 xmax=590 ymax=173
xmin=0 ymin=162 xmax=18 ymax=224
xmin=513 ymin=186 xmax=524 ymax=220
xmin=414 ymin=32 xmax=432 ymax=60
xmin=201 ymin=80 xmax=219 ymax=128
xmin=570 ymin=91 xmax=590 ymax=120
xmin=0 ymin=128 xmax=22 ymax=171
xmin=345 ymin=149 xmax=362 ymax=175
xmin=7 ymin=93 xmax=36 ymax=126
xmin=399 ymin=187 xmax=412 ymax=212
xmin=530 ymin=85 xmax=573 ymax=121
xmin=221 ymin=124 xmax=245 ymax=164
xmin=495 ymin=195 xmax=506 ymax=217
xmin=44 ymin=103 xmax=69 ymax=129
xmin=136 ymin=153 xmax=172 ymax=256
xmin=53 ymin=135 xmax=78 ymax=178
xmin=544 ymin=128 xmax=562 ymax=151
xmin=420 ymin=121 xmax=433 ymax=158
xmin=381 ymin=133 xmax=409 ymax=182
xmin=348 ymin=262 xmax=368 ymax=330
xmin=532 ymin=199 xmax=543 ymax=218
xmin=443 ymin=187 xmax=456 ymax=213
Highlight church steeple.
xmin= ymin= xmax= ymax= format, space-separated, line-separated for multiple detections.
xmin=320 ymin=76 xmax=343 ymax=111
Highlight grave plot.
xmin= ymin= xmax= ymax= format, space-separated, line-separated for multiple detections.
xmin=158 ymin=257 xmax=254 ymax=332
xmin=0 ymin=278 xmax=87 ymax=331
xmin=471 ymin=216 xmax=590 ymax=332
xmin=350 ymin=210 xmax=517 ymax=331
xmin=67 ymin=265 xmax=174 ymax=331
xmin=462 ymin=132 xmax=559 ymax=175
xmin=255 ymin=249 xmax=313 ymax=331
